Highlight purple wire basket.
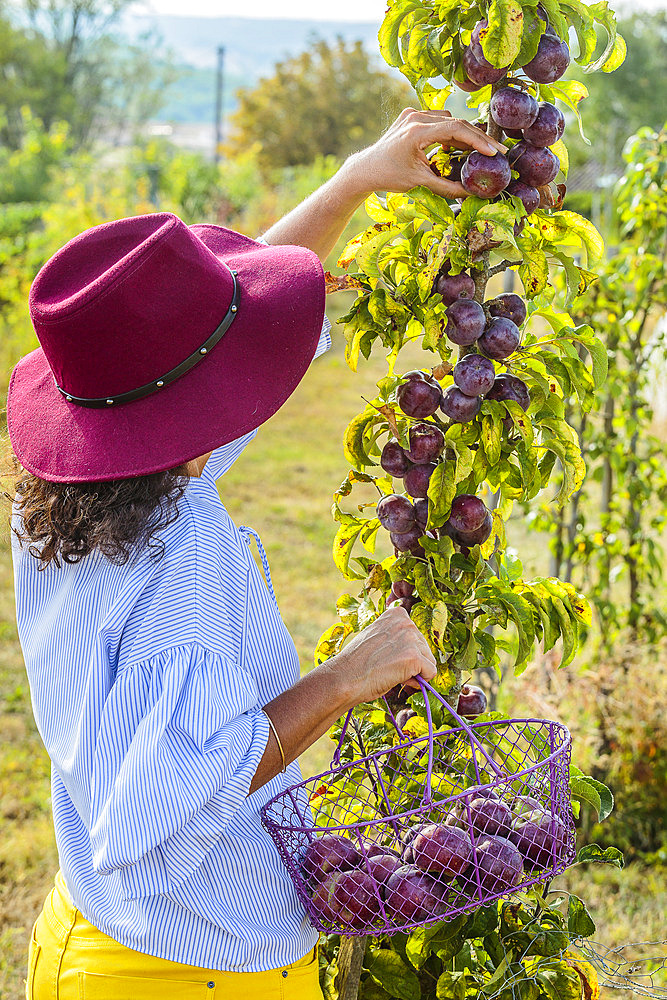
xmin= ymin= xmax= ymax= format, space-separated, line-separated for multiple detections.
xmin=261 ymin=678 xmax=576 ymax=936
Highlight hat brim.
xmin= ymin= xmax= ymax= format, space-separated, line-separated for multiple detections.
xmin=7 ymin=227 xmax=325 ymax=483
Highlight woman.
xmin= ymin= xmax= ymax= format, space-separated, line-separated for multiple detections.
xmin=7 ymin=110 xmax=505 ymax=999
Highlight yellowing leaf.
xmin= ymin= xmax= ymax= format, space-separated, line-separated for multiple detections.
xmin=480 ymin=0 xmax=523 ymax=68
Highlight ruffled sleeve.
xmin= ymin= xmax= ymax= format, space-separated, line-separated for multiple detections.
xmin=89 ymin=643 xmax=270 ymax=898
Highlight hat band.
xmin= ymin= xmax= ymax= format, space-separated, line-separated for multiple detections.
xmin=55 ymin=265 xmax=240 ymax=408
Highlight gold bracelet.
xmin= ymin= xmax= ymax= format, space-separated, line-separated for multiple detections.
xmin=264 ymin=711 xmax=287 ymax=773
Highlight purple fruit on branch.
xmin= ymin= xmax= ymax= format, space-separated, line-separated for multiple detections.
xmin=453 ymin=354 xmax=496 ymax=397
xmin=302 ymin=834 xmax=361 ymax=884
xmin=388 ymin=594 xmax=418 ymax=613
xmin=470 ymin=20 xmax=511 ymax=78
xmin=413 ymin=823 xmax=473 ymax=879
xmin=445 ymin=298 xmax=487 ymax=346
xmin=523 ymin=102 xmax=565 ymax=147
xmin=457 ymin=683 xmax=488 ymax=717
xmin=402 ymin=369 xmax=431 ymax=381
xmin=390 ymin=524 xmax=425 ymax=552
xmin=397 ymin=378 xmax=443 ymax=419
xmin=506 ymin=178 xmax=540 ymax=216
xmin=392 ymin=579 xmax=415 ymax=599
xmin=462 ymin=151 xmax=512 ymax=198
xmin=503 ymin=126 xmax=524 ymax=140
xmin=405 ymin=422 xmax=445 ymax=464
xmin=377 ymin=494 xmax=416 ymax=532
xmin=469 ymin=796 xmax=513 ymax=837
xmin=448 ymin=494 xmax=489 ymax=535
xmin=441 ymin=386 xmax=482 ymax=423
xmin=479 ymin=317 xmax=522 ymax=360
xmin=462 ymin=43 xmax=509 ymax=87
xmin=384 ymin=865 xmax=448 ymax=922
xmin=490 ymin=86 xmax=539 ymax=131
xmin=435 ymin=267 xmax=476 ymax=307
xmin=404 ymin=463 xmax=437 ymax=499
xmin=381 ymin=441 xmax=412 ymax=477
xmin=487 ymin=292 xmax=527 ymax=327
xmin=513 ymin=143 xmax=560 ymax=185
xmin=395 ymin=708 xmax=417 ymax=731
xmin=523 ymin=32 xmax=571 ymax=83
xmin=413 ymin=498 xmax=429 ymax=530
xmin=454 ymin=57 xmax=481 ymax=92
xmin=486 ymin=374 xmax=531 ymax=412
xmin=465 ymin=835 xmax=524 ymax=895
xmin=450 ymin=510 xmax=493 ymax=548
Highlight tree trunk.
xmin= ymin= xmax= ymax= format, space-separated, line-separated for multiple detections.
xmin=336 ymin=937 xmax=367 ymax=1000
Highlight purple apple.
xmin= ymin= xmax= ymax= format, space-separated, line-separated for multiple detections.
xmin=487 ymin=292 xmax=527 ymax=327
xmin=469 ymin=796 xmax=513 ymax=837
xmin=384 ymin=865 xmax=451 ymax=922
xmin=390 ymin=524 xmax=426 ymax=552
xmin=413 ymin=498 xmax=428 ymax=530
xmin=453 ymin=354 xmax=496 ymax=397
xmin=377 ymin=494 xmax=416 ymax=533
xmin=365 ymin=851 xmax=405 ymax=894
xmin=302 ymin=834 xmax=361 ymax=885
xmin=464 ymin=834 xmax=524 ymax=895
xmin=327 ymin=869 xmax=379 ymax=928
xmin=445 ymin=298 xmax=486 ymax=346
xmin=403 ymin=463 xmax=437 ymax=499
xmin=523 ymin=102 xmax=565 ymax=147
xmin=441 ymin=386 xmax=482 ymax=423
xmin=523 ymin=32 xmax=571 ymax=84
xmin=457 ymin=684 xmax=488 ymax=717
xmin=490 ymin=86 xmax=539 ymax=131
xmin=395 ymin=708 xmax=417 ymax=731
xmin=448 ymin=494 xmax=488 ymax=534
xmin=509 ymin=809 xmax=567 ymax=869
xmin=405 ymin=422 xmax=445 ymax=464
xmin=506 ymin=179 xmax=540 ymax=215
xmin=413 ymin=823 xmax=473 ymax=878
xmin=397 ymin=378 xmax=442 ymax=419
xmin=436 ymin=265 xmax=476 ymax=307
xmin=478 ymin=317 xmax=521 ymax=360
xmin=380 ymin=441 xmax=412 ymax=477
xmin=462 ymin=44 xmax=509 ymax=87
xmin=512 ymin=143 xmax=560 ymax=186
xmin=462 ymin=152 xmax=512 ymax=198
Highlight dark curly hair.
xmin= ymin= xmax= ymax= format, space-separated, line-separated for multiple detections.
xmin=5 ymin=451 xmax=191 ymax=570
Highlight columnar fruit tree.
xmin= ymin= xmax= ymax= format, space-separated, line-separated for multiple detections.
xmin=317 ymin=1 xmax=627 ymax=997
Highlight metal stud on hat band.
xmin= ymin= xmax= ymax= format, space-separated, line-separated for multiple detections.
xmin=55 ymin=265 xmax=240 ymax=408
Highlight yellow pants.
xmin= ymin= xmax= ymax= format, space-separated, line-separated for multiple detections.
xmin=27 ymin=872 xmax=324 ymax=999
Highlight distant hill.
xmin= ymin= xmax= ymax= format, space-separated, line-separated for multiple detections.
xmin=127 ymin=15 xmax=386 ymax=124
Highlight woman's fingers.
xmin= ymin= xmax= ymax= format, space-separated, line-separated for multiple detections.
xmin=419 ymin=118 xmax=507 ymax=157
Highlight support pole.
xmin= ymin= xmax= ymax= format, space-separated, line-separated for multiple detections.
xmin=336 ymin=937 xmax=367 ymax=1000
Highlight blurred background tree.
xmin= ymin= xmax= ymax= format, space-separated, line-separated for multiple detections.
xmin=225 ymin=37 xmax=414 ymax=174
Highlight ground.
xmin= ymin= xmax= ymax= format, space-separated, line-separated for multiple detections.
xmin=0 ymin=330 xmax=664 ymax=999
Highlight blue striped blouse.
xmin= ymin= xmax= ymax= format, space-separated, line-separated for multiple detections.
xmin=12 ymin=319 xmax=331 ymax=972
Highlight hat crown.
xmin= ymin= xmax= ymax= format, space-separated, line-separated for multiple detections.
xmin=29 ymin=213 xmax=234 ymax=399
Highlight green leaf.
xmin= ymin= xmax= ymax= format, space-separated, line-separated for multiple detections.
xmin=428 ymin=462 xmax=457 ymax=527
xmin=481 ymin=413 xmax=502 ymax=467
xmin=563 ymin=325 xmax=608 ymax=387
xmin=379 ymin=1 xmax=426 ymax=67
xmin=518 ymin=246 xmax=549 ymax=298
xmin=344 ymin=407 xmax=377 ymax=468
xmin=357 ymin=225 xmax=411 ymax=281
xmin=550 ymin=211 xmax=604 ymax=265
xmin=569 ymin=774 xmax=614 ymax=820
xmin=479 ymin=0 xmax=523 ymax=67
xmin=568 ymin=894 xmax=596 ymax=937
xmin=333 ymin=521 xmax=365 ymax=579
xmin=575 ymin=843 xmax=624 ymax=868
xmin=536 ymin=964 xmax=583 ymax=1000
xmin=414 ymin=561 xmax=442 ymax=606
xmin=408 ymin=185 xmax=456 ymax=225
xmin=431 ymin=600 xmax=449 ymax=651
xmin=314 ymin=622 xmax=353 ymax=665
xmin=367 ymin=946 xmax=421 ymax=1000
xmin=602 ymin=31 xmax=627 ymax=72
xmin=542 ymin=79 xmax=590 ymax=143
xmin=436 ymin=970 xmax=467 ymax=999
xmin=503 ymin=399 xmax=534 ymax=448
xmin=551 ymin=137 xmax=569 ymax=178
xmin=584 ymin=1 xmax=623 ymax=74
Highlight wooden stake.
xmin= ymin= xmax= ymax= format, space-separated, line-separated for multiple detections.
xmin=336 ymin=936 xmax=367 ymax=1000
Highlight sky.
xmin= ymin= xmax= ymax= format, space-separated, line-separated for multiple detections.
xmin=139 ymin=0 xmax=665 ymax=18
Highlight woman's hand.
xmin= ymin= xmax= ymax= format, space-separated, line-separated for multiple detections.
xmin=326 ymin=606 xmax=438 ymax=707
xmin=342 ymin=107 xmax=508 ymax=201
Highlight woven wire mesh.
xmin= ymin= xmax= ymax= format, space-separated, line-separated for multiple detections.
xmin=261 ymin=713 xmax=575 ymax=936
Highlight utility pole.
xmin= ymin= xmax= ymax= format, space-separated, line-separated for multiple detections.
xmin=214 ymin=45 xmax=225 ymax=163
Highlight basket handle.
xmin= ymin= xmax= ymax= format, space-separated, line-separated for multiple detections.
xmin=331 ymin=677 xmax=504 ymax=800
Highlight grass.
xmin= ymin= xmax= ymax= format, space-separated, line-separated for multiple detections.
xmin=0 ymin=330 xmax=665 ymax=999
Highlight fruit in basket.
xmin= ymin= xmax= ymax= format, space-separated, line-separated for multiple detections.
xmin=302 ymin=834 xmax=361 ymax=884
xmin=405 ymin=423 xmax=445 ymax=464
xmin=400 ymin=823 xmax=429 ymax=864
xmin=377 ymin=494 xmax=416 ymax=533
xmin=327 ymin=869 xmax=378 ymax=928
xmin=365 ymin=851 xmax=404 ymax=893
xmin=311 ymin=875 xmax=339 ymax=922
xmin=511 ymin=794 xmax=545 ymax=819
xmin=361 ymin=839 xmax=393 ymax=858
xmin=413 ymin=823 xmax=473 ymax=878
xmin=456 ymin=684 xmax=488 ymax=717
xmin=466 ymin=835 xmax=524 ymax=894
xmin=510 ymin=809 xmax=567 ymax=869
xmin=384 ymin=865 xmax=450 ymax=922
xmin=469 ymin=796 xmax=513 ymax=837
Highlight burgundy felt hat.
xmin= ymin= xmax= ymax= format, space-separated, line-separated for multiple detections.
xmin=7 ymin=212 xmax=325 ymax=482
